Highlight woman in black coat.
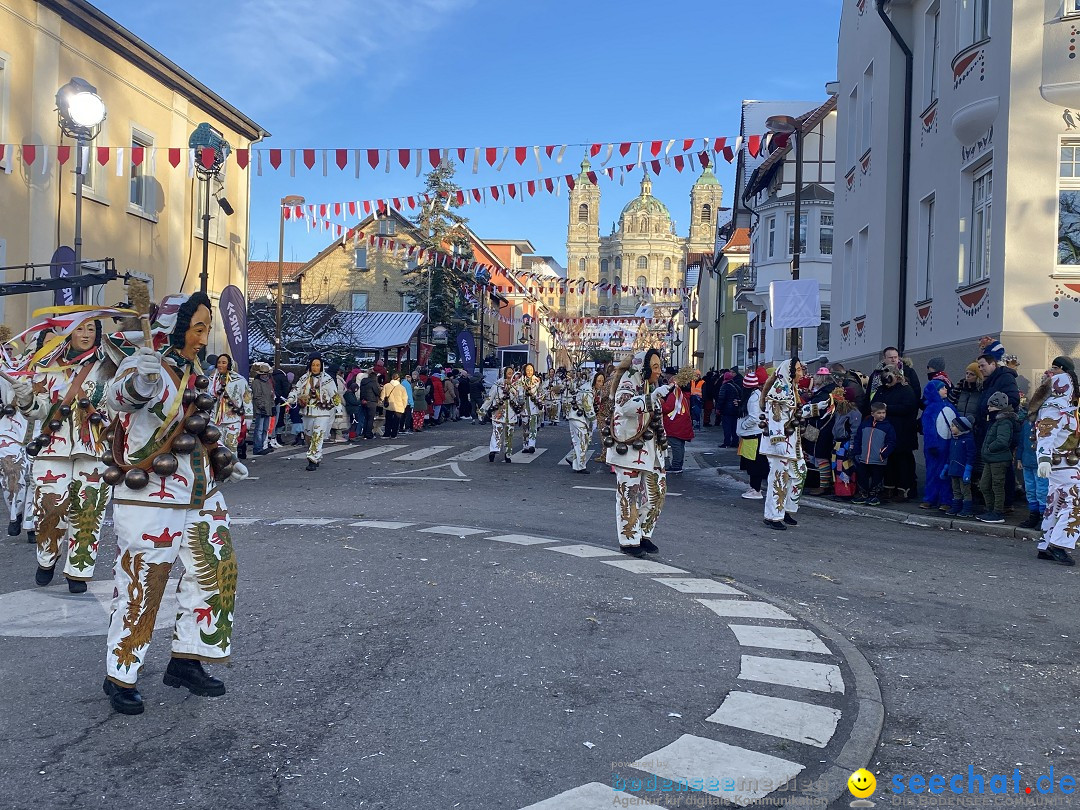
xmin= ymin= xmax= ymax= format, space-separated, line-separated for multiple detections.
xmin=457 ymin=374 xmax=472 ymax=419
xmin=803 ymin=374 xmax=838 ymax=495
xmin=869 ymin=364 xmax=920 ymax=500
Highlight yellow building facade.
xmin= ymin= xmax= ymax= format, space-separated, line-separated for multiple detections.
xmin=0 ymin=0 xmax=267 ymax=344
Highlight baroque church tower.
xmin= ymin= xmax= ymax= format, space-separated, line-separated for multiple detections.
xmin=688 ymin=167 xmax=724 ymax=253
xmin=565 ymin=158 xmax=601 ymax=315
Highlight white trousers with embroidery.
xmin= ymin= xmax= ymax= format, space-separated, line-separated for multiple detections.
xmin=489 ymin=420 xmax=515 ymax=456
xmin=568 ymin=419 xmax=594 ymax=470
xmin=32 ymin=457 xmax=111 ymax=580
xmin=106 ymin=492 xmax=235 ymax=685
xmin=1039 ymin=464 xmax=1080 ymax=551
xmin=523 ymin=414 xmax=540 ymax=449
xmin=0 ymin=447 xmax=29 ymax=525
xmin=303 ymin=415 xmax=333 ymax=463
xmin=764 ymin=456 xmax=807 ymax=521
xmin=218 ymin=417 xmax=242 ymax=456
xmin=614 ymin=467 xmax=667 ymax=548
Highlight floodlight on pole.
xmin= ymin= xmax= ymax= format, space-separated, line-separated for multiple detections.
xmin=56 ymin=78 xmax=107 ymax=305
xmin=190 ymin=123 xmax=232 ymax=295
xmin=276 ymin=194 xmax=306 ymax=369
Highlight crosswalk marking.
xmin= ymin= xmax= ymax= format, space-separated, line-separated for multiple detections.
xmin=705 ymin=691 xmax=841 ymax=748
xmin=338 ymin=444 xmax=406 ymax=461
xmin=271 ymin=518 xmax=338 ymax=526
xmin=230 ymin=518 xmax=261 ymax=525
xmin=600 ymin=559 xmax=688 ymax=575
xmin=447 ymin=445 xmax=491 ymax=462
xmin=391 ymin=445 xmax=452 ymax=461
xmin=417 ymin=525 xmax=488 ymax=537
xmin=279 ymin=443 xmax=356 ymax=461
xmin=652 ymin=577 xmax=744 ymax=595
xmin=487 ymin=534 xmax=555 ymax=546
xmin=738 ymin=655 xmax=846 ymax=694
xmin=546 ymin=544 xmax=621 ymax=558
xmin=631 ymin=734 xmax=804 ymax=805
xmin=696 ymin=598 xmax=795 ymax=621
xmin=519 ymin=782 xmax=667 ymax=810
xmin=509 ymin=447 xmax=548 ymax=463
xmin=726 ymin=625 xmax=832 ymax=655
xmin=349 ymin=520 xmax=415 ymax=529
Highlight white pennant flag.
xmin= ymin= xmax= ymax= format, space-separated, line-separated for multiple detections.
xmin=600 ymin=143 xmax=614 ymax=166
xmin=472 ymin=147 xmax=480 ymax=174
xmin=188 ymin=148 xmax=196 ymax=178
xmin=416 ymin=148 xmax=422 ymax=177
xmin=354 ymin=149 xmax=361 ymax=179
xmin=256 ymin=149 xmax=262 ymax=176
xmin=556 ymin=145 xmax=566 ymax=164
xmin=115 ymin=147 xmax=124 ymax=176
xmin=495 ymin=147 xmax=509 ymax=171
xmin=533 ymin=146 xmax=542 ymax=173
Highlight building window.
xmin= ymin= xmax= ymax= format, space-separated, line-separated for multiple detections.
xmin=662 ymin=276 xmax=671 ymax=289
xmin=1058 ymin=140 xmax=1080 ymax=269
xmin=819 ymin=212 xmax=834 ymax=255
xmin=973 ymin=0 xmax=990 ymax=42
xmin=1067 ymin=0 xmax=1080 ymax=15
xmin=969 ymin=164 xmax=993 ymax=283
xmin=194 ymin=173 xmax=227 ymax=243
xmin=664 ymin=257 xmax=672 ymax=273
xmin=613 ymin=303 xmax=621 ymax=315
xmin=129 ymin=131 xmax=153 ymax=213
xmin=843 ymin=238 xmax=855 ymax=321
xmin=599 ymin=306 xmax=608 ymax=315
xmin=787 ymin=213 xmax=807 ymax=256
xmin=578 ymin=203 xmax=589 ymax=223
xmin=378 ymin=218 xmax=396 ymax=235
xmin=578 ymin=257 xmax=586 ymax=274
xmin=354 ymin=248 xmax=368 ymax=269
xmin=856 ymin=227 xmax=869 ymax=316
xmin=732 ymin=334 xmax=747 ymax=370
xmin=766 ymin=217 xmax=776 ymax=258
xmin=637 ymin=255 xmax=648 ymax=270
xmin=351 ymin=292 xmax=369 ymax=312
xmin=817 ymin=306 xmax=830 ymax=353
xmin=636 ymin=275 xmax=648 ymax=292
xmin=785 ymin=330 xmax=804 ymax=353
xmin=613 ymin=275 xmax=621 ymax=291
xmin=847 ymin=87 xmax=859 ymax=167
xmin=701 ymin=204 xmax=712 ymax=224
xmin=615 ymin=257 xmax=622 ymax=271
xmin=860 ymin=63 xmax=874 ymax=156
xmin=601 ymin=258 xmax=609 ymax=274
xmin=919 ymin=195 xmax=935 ymax=299
xmin=924 ymin=4 xmax=941 ymax=107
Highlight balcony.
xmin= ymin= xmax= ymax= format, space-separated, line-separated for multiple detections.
xmin=950 ymin=39 xmax=999 ymax=145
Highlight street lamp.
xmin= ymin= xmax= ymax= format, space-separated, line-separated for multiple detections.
xmin=673 ymin=335 xmax=683 ymax=367
xmin=190 ymin=123 xmax=232 ymax=295
xmin=276 ymin=194 xmax=305 ymax=370
xmin=765 ymin=114 xmax=804 ymax=369
xmin=56 ymin=78 xmax=106 ymax=304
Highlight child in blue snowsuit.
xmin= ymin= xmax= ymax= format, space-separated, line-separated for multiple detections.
xmin=921 ymin=379 xmax=957 ymax=510
xmin=945 ymin=416 xmax=978 ymax=517
xmin=1017 ymin=402 xmax=1049 ymax=529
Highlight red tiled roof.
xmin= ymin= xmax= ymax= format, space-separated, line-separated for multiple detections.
xmin=722 ymin=227 xmax=750 ymax=253
xmin=247 ymin=261 xmax=305 ymax=301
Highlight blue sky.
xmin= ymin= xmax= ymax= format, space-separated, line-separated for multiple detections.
xmin=95 ymin=0 xmax=843 ymax=268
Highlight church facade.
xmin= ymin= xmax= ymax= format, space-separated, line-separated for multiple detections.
xmin=564 ymin=160 xmax=723 ymax=316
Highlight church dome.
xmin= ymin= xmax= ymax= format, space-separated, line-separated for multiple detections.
xmin=619 ymin=173 xmax=671 ymax=224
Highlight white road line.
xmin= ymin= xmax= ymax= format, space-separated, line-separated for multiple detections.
xmin=738 ymin=655 xmax=846 ymax=694
xmin=417 ymin=525 xmax=489 ymax=537
xmin=509 ymin=447 xmax=548 ymax=463
xmin=391 ymin=445 xmax=452 ymax=461
xmin=631 ymin=734 xmax=804 ymax=805
xmin=338 ymin=444 xmax=406 ymax=460
xmin=447 ymin=445 xmax=491 ymax=462
xmin=546 ymin=544 xmax=622 ymax=558
xmin=229 ymin=518 xmax=261 ymax=525
xmin=368 ymin=475 xmax=470 ymax=482
xmin=696 ymin=598 xmax=795 ymax=621
xmin=600 ymin=559 xmax=688 ymax=575
xmin=652 ymin=577 xmax=744 ymax=595
xmin=348 ymin=520 xmax=415 ymax=529
xmin=706 ymin=691 xmax=841 ymax=748
xmin=727 ymin=625 xmax=832 ymax=655
xmin=279 ymin=443 xmax=356 ymax=461
xmin=271 ymin=518 xmax=338 ymax=526
xmin=487 ymin=534 xmax=556 ymax=546
xmin=518 ymin=782 xmax=667 ymax=810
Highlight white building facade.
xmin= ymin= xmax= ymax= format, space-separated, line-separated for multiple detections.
xmin=832 ymin=0 xmax=1080 ymax=380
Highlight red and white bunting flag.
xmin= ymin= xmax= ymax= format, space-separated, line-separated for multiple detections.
xmin=674 ymin=154 xmax=685 ymax=172
xmin=456 ymin=147 xmax=467 ymax=162
xmin=650 ymin=160 xmax=661 ymax=174
xmin=472 ymin=188 xmax=482 ymax=203
xmin=398 ymin=149 xmax=410 ymax=169
xmin=236 ymin=148 xmax=248 ymax=169
xmin=713 ymin=137 xmax=726 ymax=153
xmin=366 ymin=149 xmax=379 ymax=169
xmin=527 ymin=179 xmax=536 ymax=196
xmin=565 ymin=175 xmax=575 ymax=191
xmin=429 ymin=149 xmax=441 ymax=168
xmin=650 ymin=140 xmax=662 ymax=157
xmin=507 ymin=183 xmax=516 ymax=199
xmin=514 ymin=146 xmax=527 ymax=165
xmin=302 ymin=149 xmax=315 ymax=170
xmin=490 ymin=186 xmax=499 ymax=201
xmin=485 ymin=147 xmax=498 ymax=166
xmin=455 ymin=190 xmax=465 ymax=206
xmin=335 ymin=149 xmax=348 ymax=170
xmin=544 ymin=145 xmax=556 ymax=158
xmin=619 ymin=142 xmax=632 ymax=157
xmin=57 ymin=145 xmax=71 ymax=166
xmin=268 ymin=149 xmax=281 ymax=169
xmin=589 ymin=143 xmax=602 ymax=157
xmin=747 ymin=135 xmax=762 ymax=158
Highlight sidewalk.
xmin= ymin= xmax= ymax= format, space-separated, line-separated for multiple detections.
xmin=693 ymin=437 xmax=1043 ymax=542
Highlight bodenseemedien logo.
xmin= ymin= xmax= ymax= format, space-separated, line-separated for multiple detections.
xmin=848 ymin=768 xmax=876 ymax=808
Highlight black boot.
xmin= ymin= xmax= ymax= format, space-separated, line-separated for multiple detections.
xmin=66 ymin=578 xmax=87 ymax=594
xmin=783 ymin=514 xmax=798 ymax=526
xmin=237 ymin=445 xmax=247 ymax=460
xmin=1020 ymin=510 xmax=1043 ymax=530
xmin=7 ymin=515 xmax=21 ymax=537
xmin=620 ymin=544 xmax=646 ymax=558
xmin=640 ymin=538 xmax=659 ymax=554
xmin=35 ymin=565 xmax=55 ymax=586
xmin=488 ymin=452 xmax=496 ymax=462
xmin=26 ymin=530 xmax=36 ymax=545
xmin=163 ymin=657 xmax=226 ymax=697
xmin=763 ymin=519 xmax=787 ymax=531
xmin=504 ymin=455 xmax=512 ymax=463
xmin=103 ymin=678 xmax=144 ymax=715
xmin=305 ymin=460 xmax=317 ymax=471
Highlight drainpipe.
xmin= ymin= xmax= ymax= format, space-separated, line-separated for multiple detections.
xmin=876 ymin=0 xmax=912 ymax=355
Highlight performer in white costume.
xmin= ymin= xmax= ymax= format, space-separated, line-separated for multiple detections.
xmin=761 ymin=358 xmax=807 ymax=531
xmin=1033 ymin=357 xmax=1080 ymax=566
xmin=566 ymin=372 xmax=604 ymax=473
xmin=286 ymin=355 xmax=343 ymax=471
xmin=208 ymin=354 xmax=249 ymax=457
xmin=520 ymin=363 xmax=544 ymax=453
xmin=102 ymin=291 xmax=248 ymax=715
xmin=0 ymin=375 xmax=31 ymax=538
xmin=604 ymin=350 xmax=669 ymax=558
xmin=479 ymin=367 xmax=523 ymax=463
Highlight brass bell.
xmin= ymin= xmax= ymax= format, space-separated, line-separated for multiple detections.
xmin=195 ymin=393 xmax=215 ymax=412
xmin=25 ymin=441 xmax=41 ymax=457
xmin=182 ymin=389 xmax=198 ymax=406
xmin=201 ymin=424 xmax=222 ymax=444
xmin=615 ymin=442 xmax=629 ymax=455
xmin=48 ymin=419 xmax=63 ymax=432
xmin=77 ymin=397 xmax=91 ymax=410
xmin=102 ymin=466 xmax=125 ymax=486
xmin=124 ymin=468 xmax=150 ymax=490
xmin=209 ymin=446 xmax=233 ymax=470
xmin=184 ymin=414 xmax=209 ymax=435
xmin=101 ymin=451 xmax=116 ymax=466
xmin=171 ymin=433 xmax=197 ymax=454
xmin=152 ymin=453 xmax=179 ymax=477
xmin=36 ymin=434 xmax=51 ymax=446
xmin=58 ymin=405 xmax=72 ymax=418
xmin=1 ymin=405 xmax=16 ymax=417
xmin=194 ymin=375 xmax=210 ymax=391
xmin=642 ymin=430 xmax=654 ymax=440
xmin=632 ymin=441 xmax=645 ymax=451
xmin=88 ymin=412 xmax=104 ymax=425
xmin=216 ymin=462 xmax=235 ymax=482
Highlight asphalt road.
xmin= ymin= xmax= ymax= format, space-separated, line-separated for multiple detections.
xmin=0 ymin=418 xmax=1077 ymax=810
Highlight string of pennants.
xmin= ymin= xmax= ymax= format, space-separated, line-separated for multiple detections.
xmin=364 ymin=235 xmax=693 ymax=300
xmin=0 ymin=134 xmax=787 ymax=178
xmin=288 ymin=150 xmax=753 ymax=238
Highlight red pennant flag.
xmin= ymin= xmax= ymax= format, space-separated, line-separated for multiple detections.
xmin=457 ymin=147 xmax=467 ymax=161
xmin=566 ymin=175 xmax=576 ymax=191
xmin=392 ymin=197 xmax=401 ymax=209
xmin=527 ymin=180 xmax=536 ymax=196
xmin=589 ymin=143 xmax=602 ymax=157
xmin=650 ymin=140 xmax=662 ymax=156
xmin=472 ymin=188 xmax=482 ymax=202
xmin=200 ymin=147 xmax=215 ymax=169
xmin=723 ymin=146 xmax=735 ymax=163
xmin=363 ymin=201 xmax=372 ymax=214
xmin=302 ymin=149 xmax=315 ymax=169
xmin=586 ymin=171 xmax=597 ymax=184
xmin=236 ymin=148 xmax=249 ymax=169
xmin=455 ymin=190 xmax=465 ymax=205
xmin=490 ymin=186 xmax=499 ymax=201
xmin=682 ymin=139 xmax=695 ymax=152
xmin=605 ymin=167 xmax=615 ymax=179
xmin=128 ymin=146 xmax=144 ymax=167
xmin=348 ymin=202 xmax=357 ymax=216
xmin=427 ymin=149 xmax=440 ymax=168
xmin=544 ymin=178 xmax=555 ymax=192
xmin=0 ymin=145 xmax=5 ymax=163
xmin=98 ymin=146 xmax=111 ymax=166
xmin=283 ymin=207 xmax=291 ymax=221
xmin=514 ymin=146 xmax=527 ymax=165
xmin=699 ymin=151 xmax=711 ymax=168
xmin=545 ymin=145 xmax=556 ymax=158
xmin=485 ymin=147 xmax=498 ymax=166
xmin=619 ymin=142 xmax=632 ymax=156
xmin=650 ymin=160 xmax=661 ymax=174
xmin=57 ymin=145 xmax=71 ymax=165
xmin=22 ymin=145 xmax=36 ymax=165
xmin=334 ymin=203 xmax=343 ymax=217
xmin=268 ymin=149 xmax=281 ymax=169
xmin=674 ymin=155 xmax=685 ymax=172
xmin=366 ymin=149 xmax=379 ymax=169
xmin=319 ymin=204 xmax=328 ymax=218
xmin=395 ymin=149 xmax=408 ymax=169
xmin=407 ymin=196 xmax=416 ymax=209
xmin=747 ymin=135 xmax=762 ymax=158
xmin=334 ymin=149 xmax=347 ymax=170
xmin=712 ymin=137 xmax=726 ymax=153
xmin=507 ymin=184 xmax=516 ymax=199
